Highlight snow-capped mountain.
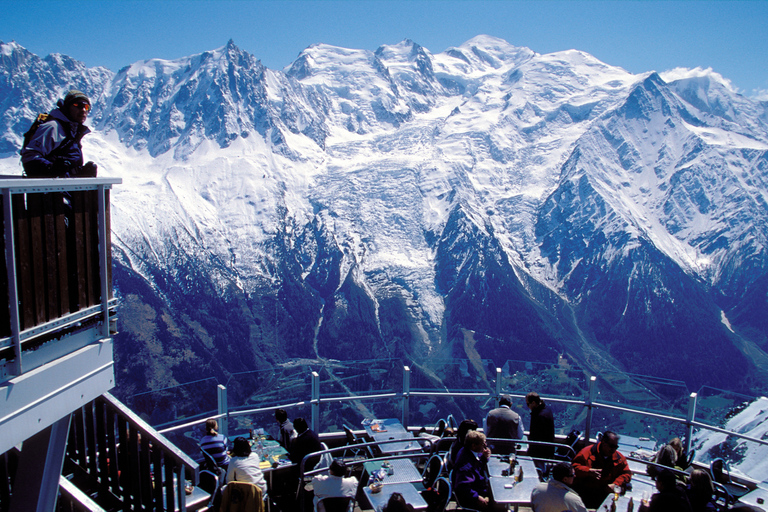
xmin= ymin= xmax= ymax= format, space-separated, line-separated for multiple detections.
xmin=1 ymin=36 xmax=767 ymax=399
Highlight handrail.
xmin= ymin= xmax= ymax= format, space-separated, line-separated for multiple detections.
xmin=65 ymin=393 xmax=200 ymax=511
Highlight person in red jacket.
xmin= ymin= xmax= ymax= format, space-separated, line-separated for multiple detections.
xmin=571 ymin=431 xmax=632 ymax=508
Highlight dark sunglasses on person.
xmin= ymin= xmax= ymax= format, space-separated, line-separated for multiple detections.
xmin=71 ymin=101 xmax=91 ymax=112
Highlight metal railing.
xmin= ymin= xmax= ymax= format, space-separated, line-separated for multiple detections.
xmin=64 ymin=393 xmax=201 ymax=511
xmin=141 ymin=362 xmax=768 ymax=484
xmin=0 ymin=177 xmax=121 ymax=379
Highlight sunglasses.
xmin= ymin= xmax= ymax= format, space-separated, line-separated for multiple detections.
xmin=71 ymin=101 xmax=91 ymax=112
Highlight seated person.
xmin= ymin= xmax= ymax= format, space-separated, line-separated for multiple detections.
xmin=639 ymin=469 xmax=692 ymax=512
xmin=226 ymin=437 xmax=267 ymax=494
xmin=648 ymin=437 xmax=683 ymax=477
xmin=200 ymin=418 xmax=230 ymax=470
xmin=312 ymin=458 xmax=357 ymax=512
xmin=452 ymin=430 xmax=491 ymax=510
xmin=571 ymin=431 xmax=632 ymax=509
xmin=289 ymin=417 xmax=323 ymax=471
xmin=686 ymin=469 xmax=716 ymax=512
xmin=448 ymin=419 xmax=478 ymax=471
xmin=382 ymin=492 xmax=415 ymax=512
xmin=530 ymin=461 xmax=587 ymax=512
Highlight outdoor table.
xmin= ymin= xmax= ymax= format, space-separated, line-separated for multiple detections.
xmin=363 ymin=482 xmax=428 ymax=512
xmin=486 ymin=455 xmax=540 ymax=511
xmin=363 ymin=458 xmax=422 ymax=484
xmin=596 ymin=477 xmax=656 ymax=512
xmin=364 ymin=418 xmax=419 ymax=454
xmin=488 ymin=472 xmax=539 ymax=511
xmin=737 ymin=486 xmax=768 ymax=510
xmin=488 ymin=455 xmax=538 ymax=478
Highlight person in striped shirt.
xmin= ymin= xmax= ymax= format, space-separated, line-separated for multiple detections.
xmin=200 ymin=418 xmax=230 ymax=469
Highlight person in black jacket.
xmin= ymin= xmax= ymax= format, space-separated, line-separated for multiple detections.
xmin=639 ymin=469 xmax=692 ymax=512
xmin=289 ymin=417 xmax=322 ymax=471
xmin=526 ymin=392 xmax=555 ymax=463
xmin=21 ymin=90 xmax=98 ymax=178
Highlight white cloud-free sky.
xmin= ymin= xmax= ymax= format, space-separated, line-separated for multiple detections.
xmin=2 ymin=0 xmax=767 ymax=97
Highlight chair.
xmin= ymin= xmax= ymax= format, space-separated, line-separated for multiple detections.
xmin=414 ymin=453 xmax=444 ymax=492
xmin=448 ymin=470 xmax=482 ymax=512
xmin=430 ymin=476 xmax=452 ymax=512
xmin=555 ymin=429 xmax=581 ymax=460
xmin=343 ymin=424 xmax=372 ymax=459
xmin=198 ymin=469 xmax=220 ymax=506
xmin=710 ymin=458 xmax=749 ymax=500
xmin=712 ymin=481 xmax=735 ymax=510
xmin=316 ymin=495 xmax=354 ymax=512
xmin=221 ymin=481 xmax=264 ymax=512
xmin=432 ymin=418 xmax=447 ymax=437
xmin=316 ymin=442 xmax=333 ymax=470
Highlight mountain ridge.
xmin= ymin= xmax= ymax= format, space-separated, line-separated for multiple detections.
xmin=1 ymin=37 xmax=766 ymax=398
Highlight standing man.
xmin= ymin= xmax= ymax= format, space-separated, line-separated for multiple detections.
xmin=275 ymin=408 xmax=296 ymax=449
xmin=526 ymin=392 xmax=555 ymax=463
xmin=452 ymin=430 xmax=492 ymax=510
xmin=530 ymin=462 xmax=588 ymax=512
xmin=485 ymin=394 xmax=525 ymax=454
xmin=571 ymin=431 xmax=632 ymax=509
xmin=21 ymin=90 xmax=98 ymax=178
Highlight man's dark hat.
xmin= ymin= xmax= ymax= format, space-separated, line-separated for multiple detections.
xmin=63 ymin=90 xmax=90 ymax=107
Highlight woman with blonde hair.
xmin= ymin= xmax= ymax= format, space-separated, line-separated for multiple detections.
xmin=200 ymin=418 xmax=230 ymax=469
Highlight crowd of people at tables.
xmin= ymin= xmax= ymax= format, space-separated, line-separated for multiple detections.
xmin=198 ymin=393 xmax=743 ymax=512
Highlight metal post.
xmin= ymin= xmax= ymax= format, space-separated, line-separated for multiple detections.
xmin=97 ymin=184 xmax=111 ymax=338
xmin=584 ymin=376 xmax=597 ymax=443
xmin=402 ymin=366 xmax=410 ymax=428
xmin=3 ymin=188 xmax=21 ymax=375
xmin=495 ymin=367 xmax=502 ymax=405
xmin=311 ymin=371 xmax=320 ymax=433
xmin=217 ymin=385 xmax=228 ymax=438
xmin=686 ymin=392 xmax=698 ymax=456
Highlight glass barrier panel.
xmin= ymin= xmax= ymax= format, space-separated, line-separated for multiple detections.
xmin=409 ymin=394 xmax=495 ymax=432
xmin=123 ymin=377 xmax=219 ymax=428
xmin=409 ymin=358 xmax=497 ymax=393
xmin=318 ymin=359 xmax=400 ymax=398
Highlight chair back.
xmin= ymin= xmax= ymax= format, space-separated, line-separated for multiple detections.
xmin=710 ymin=457 xmax=729 ymax=484
xmin=201 ymin=447 xmax=220 ymax=470
xmin=316 ymin=442 xmax=333 ymax=470
xmin=316 ymin=496 xmax=353 ymax=512
xmin=198 ymin=469 xmax=220 ymax=500
xmin=712 ymin=481 xmax=734 ymax=510
xmin=422 ymin=453 xmax=444 ymax=489
xmin=432 ymin=477 xmax=452 ymax=512
xmin=432 ymin=418 xmax=447 ymax=437
xmin=221 ymin=481 xmax=264 ymax=512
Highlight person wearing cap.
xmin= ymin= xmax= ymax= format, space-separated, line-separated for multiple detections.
xmin=484 ymin=394 xmax=525 ymax=454
xmin=530 ymin=461 xmax=588 ymax=512
xmin=21 ymin=89 xmax=98 ymax=177
xmin=311 ymin=458 xmax=357 ymax=512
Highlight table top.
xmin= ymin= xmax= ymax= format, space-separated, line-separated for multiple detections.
xmin=364 ymin=419 xmax=419 ymax=454
xmin=363 ymin=482 xmax=428 ymax=512
xmin=488 ymin=455 xmax=538 ymax=478
xmin=364 ymin=459 xmax=422 ymax=485
xmin=738 ymin=486 xmax=768 ymax=509
xmin=249 ymin=434 xmax=291 ymax=470
xmin=597 ymin=478 xmax=657 ymax=512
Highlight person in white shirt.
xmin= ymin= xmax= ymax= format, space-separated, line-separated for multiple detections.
xmin=530 ymin=462 xmax=587 ymax=512
xmin=312 ymin=458 xmax=358 ymax=511
xmin=226 ymin=437 xmax=267 ymax=495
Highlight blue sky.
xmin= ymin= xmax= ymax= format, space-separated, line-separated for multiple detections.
xmin=3 ymin=0 xmax=768 ymax=96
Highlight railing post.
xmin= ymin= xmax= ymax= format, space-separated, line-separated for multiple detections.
xmin=3 ymin=188 xmax=21 ymax=376
xmin=402 ymin=366 xmax=410 ymax=428
xmin=217 ymin=384 xmax=228 ymax=438
xmin=311 ymin=371 xmax=320 ymax=433
xmin=584 ymin=376 xmax=597 ymax=442
xmin=686 ymin=392 xmax=698 ymax=457
xmin=97 ymin=184 xmax=111 ymax=338
xmin=495 ymin=367 xmax=502 ymax=404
